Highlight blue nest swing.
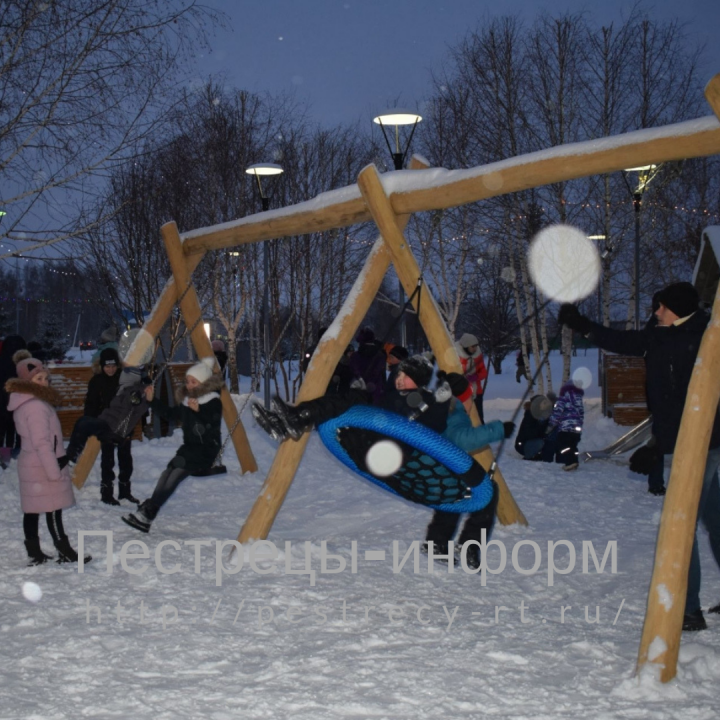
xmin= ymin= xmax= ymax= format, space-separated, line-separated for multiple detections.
xmin=317 ymin=405 xmax=494 ymax=513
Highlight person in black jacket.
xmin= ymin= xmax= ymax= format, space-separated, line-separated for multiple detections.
xmin=65 ymin=365 xmax=150 ymax=465
xmin=0 ymin=334 xmax=27 ymax=466
xmin=559 ymin=282 xmax=720 ymax=632
xmin=84 ymin=348 xmax=137 ymax=505
xmin=122 ymin=358 xmax=223 ymax=533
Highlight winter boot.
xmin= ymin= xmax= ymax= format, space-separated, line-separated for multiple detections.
xmin=54 ymin=536 xmax=92 ymax=565
xmin=421 ymin=540 xmax=455 ymax=565
xmin=118 ymin=482 xmax=139 ymax=504
xmin=709 ymin=602 xmax=720 ymax=614
xmin=251 ymin=403 xmax=291 ymax=442
xmin=458 ymin=543 xmax=482 ymax=570
xmin=682 ymin=608 xmax=707 ymax=632
xmin=100 ymin=481 xmax=120 ymax=506
xmin=271 ymin=396 xmax=316 ymax=440
xmin=121 ymin=501 xmax=156 ymax=534
xmin=24 ymin=538 xmax=53 ymax=566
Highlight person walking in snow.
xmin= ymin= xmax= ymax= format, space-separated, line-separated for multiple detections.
xmin=83 ymin=347 xmax=138 ymax=506
xmin=559 ymin=281 xmax=720 ymax=632
xmin=455 ymin=333 xmax=488 ymax=423
xmin=0 ymin=334 xmax=27 ymax=467
xmin=541 ymin=380 xmax=584 ymax=470
xmin=423 ymin=371 xmax=515 ymax=568
xmin=122 ymin=358 xmax=223 ymax=533
xmin=5 ymin=351 xmax=91 ymax=565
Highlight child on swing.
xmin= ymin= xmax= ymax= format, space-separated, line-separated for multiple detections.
xmin=122 ymin=357 xmax=223 ymax=533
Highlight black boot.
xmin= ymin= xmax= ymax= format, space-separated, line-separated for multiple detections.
xmin=100 ymin=481 xmax=120 ymax=506
xmin=54 ymin=536 xmax=92 ymax=565
xmin=271 ymin=396 xmax=316 ymax=440
xmin=118 ymin=482 xmax=139 ymax=504
xmin=24 ymin=538 xmax=53 ymax=566
xmin=252 ymin=403 xmax=291 ymax=442
xmin=682 ymin=608 xmax=707 ymax=632
xmin=122 ymin=500 xmax=156 ymax=533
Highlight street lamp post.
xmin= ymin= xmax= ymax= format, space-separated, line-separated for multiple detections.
xmin=245 ymin=163 xmax=284 ymax=409
xmin=623 ymin=165 xmax=660 ymax=330
xmin=373 ymin=109 xmax=423 ymax=344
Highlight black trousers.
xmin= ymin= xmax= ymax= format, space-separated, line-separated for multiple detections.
xmin=425 ymin=481 xmax=499 ymax=546
xmin=23 ymin=510 xmax=66 ymax=542
xmin=473 ymin=394 xmax=485 ymax=424
xmin=100 ymin=438 xmax=133 ymax=486
xmin=66 ymin=417 xmax=118 ymax=461
xmin=144 ymin=462 xmax=191 ymax=517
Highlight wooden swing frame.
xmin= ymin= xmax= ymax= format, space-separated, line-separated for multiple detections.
xmin=71 ymin=74 xmax=720 ymax=683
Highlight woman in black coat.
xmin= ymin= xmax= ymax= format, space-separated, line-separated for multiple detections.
xmin=0 ymin=334 xmax=27 ymax=464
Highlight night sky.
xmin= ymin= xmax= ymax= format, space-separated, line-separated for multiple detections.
xmin=194 ymin=0 xmax=720 ymax=130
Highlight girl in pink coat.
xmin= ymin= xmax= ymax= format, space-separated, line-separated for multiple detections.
xmin=5 ymin=351 xmax=91 ymax=566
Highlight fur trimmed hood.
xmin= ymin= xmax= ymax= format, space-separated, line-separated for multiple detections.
xmin=5 ymin=378 xmax=63 ymax=409
xmin=175 ymin=373 xmax=224 ymax=404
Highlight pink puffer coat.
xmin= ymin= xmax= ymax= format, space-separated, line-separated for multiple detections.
xmin=5 ymin=379 xmax=75 ymax=514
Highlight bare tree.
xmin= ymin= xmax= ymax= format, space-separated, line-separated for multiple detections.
xmin=0 ymin=0 xmax=220 ymax=259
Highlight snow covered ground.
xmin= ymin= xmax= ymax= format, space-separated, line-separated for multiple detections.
xmin=2 ymin=349 xmax=720 ymax=719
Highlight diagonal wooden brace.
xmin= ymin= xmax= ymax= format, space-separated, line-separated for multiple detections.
xmin=72 ymin=252 xmax=208 ymax=488
xmin=161 ymin=222 xmax=257 ymax=474
xmin=237 ymin=157 xmax=430 ymax=543
xmin=635 ymin=71 xmax=720 ymax=683
xmin=357 ymin=164 xmax=527 ymax=527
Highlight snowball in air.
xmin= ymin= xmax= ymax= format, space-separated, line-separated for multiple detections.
xmin=572 ymin=366 xmax=593 ymax=390
xmin=22 ymin=582 xmax=42 ymax=603
xmin=366 ymin=440 xmax=404 ymax=477
xmin=528 ymin=224 xmax=600 ymax=303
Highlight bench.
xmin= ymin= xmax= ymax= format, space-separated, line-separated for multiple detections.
xmin=602 ymin=354 xmax=650 ymax=426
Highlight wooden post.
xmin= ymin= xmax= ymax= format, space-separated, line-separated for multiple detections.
xmin=636 ymin=71 xmax=720 ymax=683
xmin=357 ymin=164 xmax=527 ymax=527
xmin=161 ymin=222 xmax=257 ymax=474
xmin=72 ymin=255 xmax=206 ymax=488
xmin=237 ymin=158 xmax=430 ymax=543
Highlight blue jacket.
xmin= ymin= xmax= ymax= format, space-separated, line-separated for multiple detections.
xmin=442 ymin=398 xmax=504 ymax=452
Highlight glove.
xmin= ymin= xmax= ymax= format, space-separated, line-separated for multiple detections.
xmin=503 ymin=421 xmax=516 ymax=439
xmin=57 ymin=455 xmax=69 ymax=470
xmin=558 ymin=304 xmax=592 ymax=334
xmin=629 ymin=444 xmax=661 ymax=475
xmin=350 ymin=377 xmax=367 ymax=391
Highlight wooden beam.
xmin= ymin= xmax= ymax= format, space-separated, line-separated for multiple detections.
xmin=357 ymin=164 xmax=527 ymax=527
xmin=161 ymin=222 xmax=257 ymax=474
xmin=237 ymin=157 xmax=429 ymax=543
xmin=72 ymin=254 xmax=206 ymax=489
xmin=182 ymin=116 xmax=720 ymax=256
xmin=635 ymin=69 xmax=720 ymax=684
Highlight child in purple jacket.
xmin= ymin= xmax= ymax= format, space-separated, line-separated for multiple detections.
xmin=542 ymin=380 xmax=584 ymax=471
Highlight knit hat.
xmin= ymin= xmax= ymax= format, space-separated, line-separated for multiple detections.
xmin=186 ymin=357 xmax=216 ymax=384
xmin=458 ymin=333 xmax=478 ymax=350
xmin=356 ymin=327 xmax=375 ymax=344
xmin=398 ymin=354 xmax=433 ymax=388
xmin=389 ymin=345 xmax=409 ymax=361
xmin=437 ymin=370 xmax=473 ymax=404
xmin=99 ymin=326 xmax=118 ymax=344
xmin=15 ymin=352 xmax=46 ymax=382
xmin=100 ymin=347 xmax=120 ymax=368
xmin=211 ymin=340 xmax=226 ymax=353
xmin=655 ymin=282 xmax=699 ymax=319
xmin=119 ymin=365 xmax=148 ymax=387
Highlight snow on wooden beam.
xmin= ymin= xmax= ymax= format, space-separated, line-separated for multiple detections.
xmin=181 ymin=112 xmax=720 ymax=256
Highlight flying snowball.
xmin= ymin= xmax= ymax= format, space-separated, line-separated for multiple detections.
xmin=366 ymin=440 xmax=404 ymax=477
xmin=572 ymin=366 xmax=593 ymax=390
xmin=528 ymin=225 xmax=600 ymax=303
xmin=501 ymin=266 xmax=515 ymax=283
xmin=22 ymin=582 xmax=42 ymax=604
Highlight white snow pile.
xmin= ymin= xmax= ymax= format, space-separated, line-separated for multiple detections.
xmin=2 ymin=350 xmax=720 ymax=718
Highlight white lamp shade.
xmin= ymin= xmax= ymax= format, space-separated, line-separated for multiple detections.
xmin=373 ymin=109 xmax=422 ymax=126
xmin=245 ymin=163 xmax=284 ymax=176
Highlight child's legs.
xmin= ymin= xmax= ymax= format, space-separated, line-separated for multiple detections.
xmin=117 ymin=438 xmax=133 ymax=485
xmin=556 ymin=431 xmax=580 ymax=466
xmin=23 ymin=513 xmax=40 ymax=541
xmin=147 ymin=463 xmax=191 ymax=515
xmin=100 ymin=442 xmax=116 ymax=485
xmin=45 ymin=509 xmax=65 ymax=542
xmin=67 ymin=417 xmax=114 ymax=460
xmin=459 ymin=480 xmax=499 ymax=544
xmin=425 ymin=510 xmax=461 ymax=546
